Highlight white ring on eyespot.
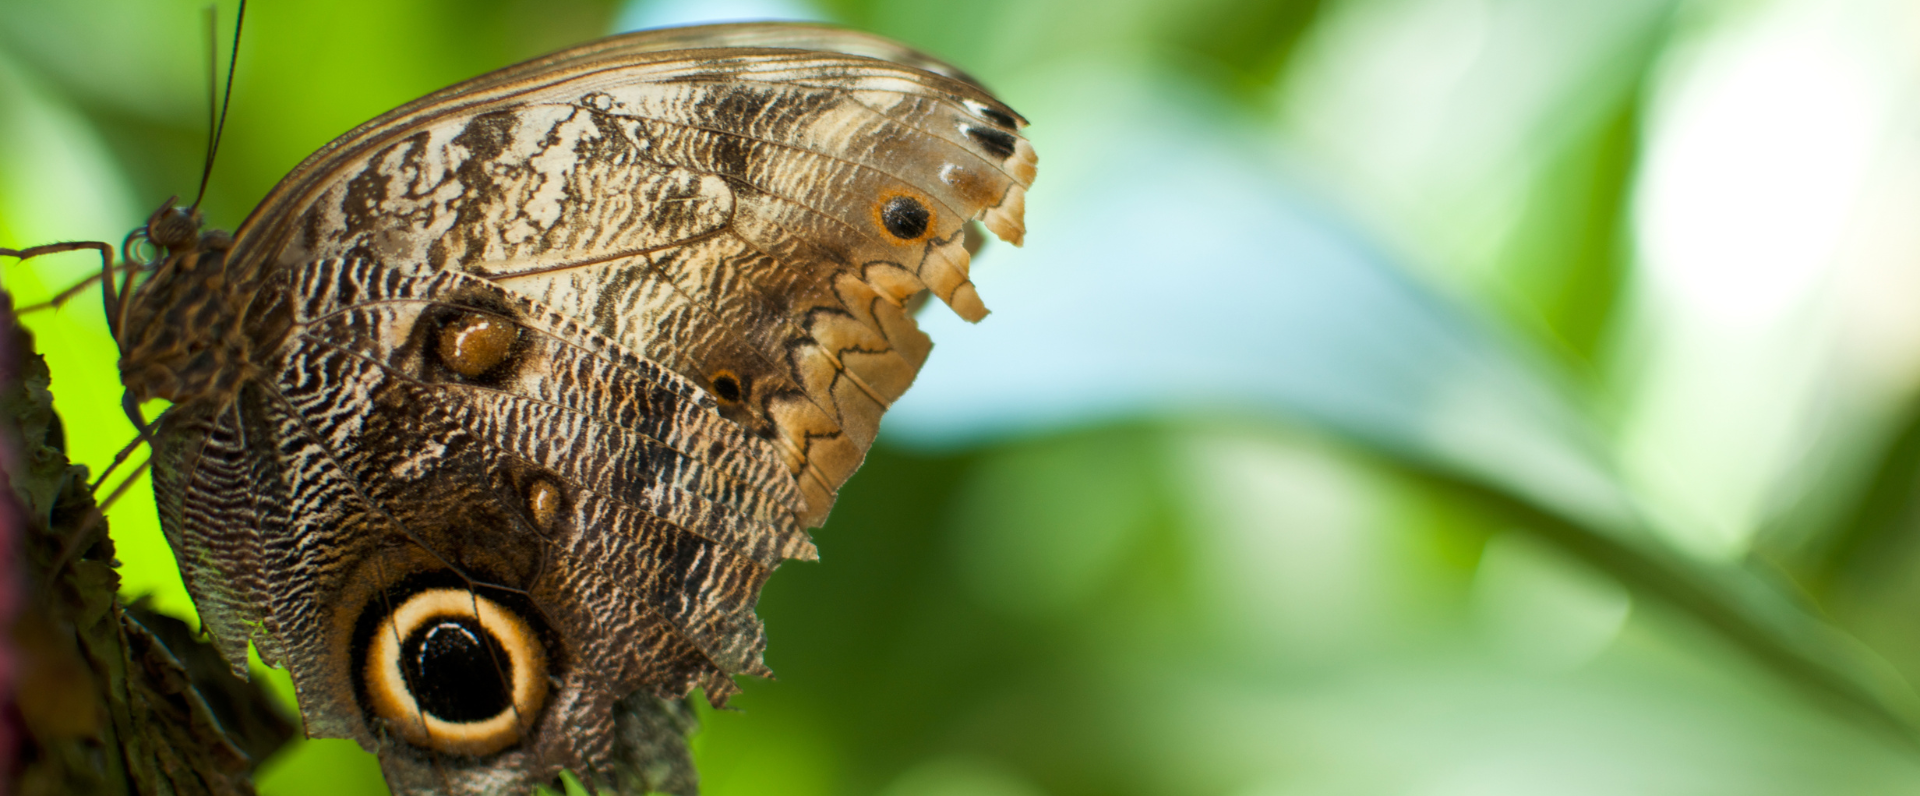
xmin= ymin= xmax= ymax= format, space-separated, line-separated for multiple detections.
xmin=364 ymin=587 xmax=548 ymax=756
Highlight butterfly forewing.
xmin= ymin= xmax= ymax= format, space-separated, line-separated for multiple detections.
xmin=140 ymin=21 xmax=1034 ymax=796
xmin=240 ymin=48 xmax=1030 ymax=517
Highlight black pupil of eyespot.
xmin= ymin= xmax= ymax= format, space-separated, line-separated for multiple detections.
xmin=712 ymin=374 xmax=742 ymax=402
xmin=402 ymin=617 xmax=513 ymax=724
xmin=881 ymin=196 xmax=929 ymax=240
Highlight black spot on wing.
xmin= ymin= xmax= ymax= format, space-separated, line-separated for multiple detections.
xmin=403 ymin=617 xmax=513 ymax=722
xmin=978 ymin=106 xmax=1019 ymax=130
xmin=880 ymin=196 xmax=929 ymax=240
xmin=963 ymin=125 xmax=1018 ymax=160
xmin=709 ymin=371 xmax=747 ymax=404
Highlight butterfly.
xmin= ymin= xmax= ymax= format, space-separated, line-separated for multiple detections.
xmin=8 ymin=21 xmax=1033 ymax=795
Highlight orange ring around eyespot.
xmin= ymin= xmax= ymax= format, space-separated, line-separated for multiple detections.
xmin=363 ymin=588 xmax=548 ymax=756
xmin=871 ymin=188 xmax=937 ymax=244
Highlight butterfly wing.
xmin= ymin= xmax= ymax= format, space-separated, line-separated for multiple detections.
xmin=151 ymin=22 xmax=1034 ymax=795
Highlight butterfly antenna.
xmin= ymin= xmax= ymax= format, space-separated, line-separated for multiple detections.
xmin=189 ymin=0 xmax=245 ymax=213
xmin=198 ymin=6 xmax=218 ymax=176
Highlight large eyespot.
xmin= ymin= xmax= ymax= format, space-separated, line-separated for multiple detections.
xmin=362 ymin=588 xmax=548 ymax=756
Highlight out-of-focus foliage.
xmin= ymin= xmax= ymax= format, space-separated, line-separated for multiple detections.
xmin=8 ymin=0 xmax=1920 ymax=794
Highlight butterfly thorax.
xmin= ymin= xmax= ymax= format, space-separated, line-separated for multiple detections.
xmin=116 ymin=205 xmax=270 ymax=409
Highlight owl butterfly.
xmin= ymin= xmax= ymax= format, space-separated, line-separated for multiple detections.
xmin=14 ymin=21 xmax=1033 ymax=795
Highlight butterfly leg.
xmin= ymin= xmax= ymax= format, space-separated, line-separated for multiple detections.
xmin=0 ymin=240 xmax=114 ymax=264
xmin=122 ymin=390 xmax=149 ymax=431
xmin=0 ymin=239 xmax=148 ymax=359
xmin=0 ymin=240 xmax=116 ymax=302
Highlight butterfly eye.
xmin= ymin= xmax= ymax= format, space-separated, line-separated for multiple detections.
xmin=362 ymin=588 xmax=549 ymax=756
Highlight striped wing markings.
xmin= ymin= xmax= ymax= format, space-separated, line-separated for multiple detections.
xmin=573 ymin=89 xmax=1007 ymax=400
xmin=289 ymin=309 xmax=809 ymax=567
xmin=453 ymin=96 xmax=981 ymax=512
xmin=156 ymin=401 xmax=272 ymax=674
xmin=612 ymin=76 xmax=1014 ymax=306
xmin=287 ymin=259 xmax=799 ymax=504
xmin=484 ymin=90 xmax=978 ymax=383
xmin=256 ymin=364 xmax=740 ymax=751
xmin=282 ymin=263 xmax=803 ymax=670
xmin=290 ymin=96 xmax=934 ymax=511
xmin=262 ymin=297 xmax=770 ymax=714
xmin=287 ymin=263 xmax=808 ymax=548
xmin=289 ymin=343 xmax=779 ymax=682
xmin=670 ymin=68 xmax=1034 ymax=185
xmin=494 ymin=240 xmax=865 ymax=523
xmin=238 ymin=51 xmax=1022 ymax=283
xmin=243 ymin=58 xmax=1027 ymax=522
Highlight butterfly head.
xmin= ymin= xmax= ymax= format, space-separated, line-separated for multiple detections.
xmin=144 ymin=202 xmax=203 ymax=252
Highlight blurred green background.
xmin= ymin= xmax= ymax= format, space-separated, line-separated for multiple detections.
xmin=9 ymin=0 xmax=1920 ymax=793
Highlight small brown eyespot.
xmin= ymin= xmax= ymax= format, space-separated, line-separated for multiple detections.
xmin=526 ymin=478 xmax=563 ymax=531
xmin=437 ymin=312 xmax=519 ymax=379
xmin=363 ymin=588 xmax=548 ymax=756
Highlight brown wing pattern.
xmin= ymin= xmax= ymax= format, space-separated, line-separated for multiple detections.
xmin=143 ymin=21 xmax=1034 ymax=796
